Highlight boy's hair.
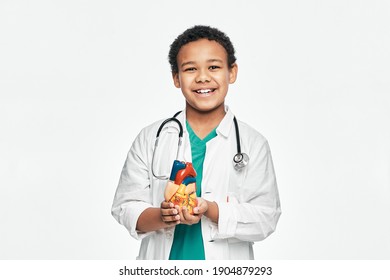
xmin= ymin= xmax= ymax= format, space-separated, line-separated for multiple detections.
xmin=168 ymin=25 xmax=237 ymax=74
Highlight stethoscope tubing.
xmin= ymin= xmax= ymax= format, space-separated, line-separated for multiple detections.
xmin=152 ymin=111 xmax=249 ymax=179
xmin=233 ymin=116 xmax=242 ymax=155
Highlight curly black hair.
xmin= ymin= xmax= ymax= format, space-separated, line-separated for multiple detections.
xmin=168 ymin=25 xmax=236 ymax=74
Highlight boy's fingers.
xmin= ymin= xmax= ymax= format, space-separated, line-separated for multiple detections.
xmin=161 ymin=201 xmax=174 ymax=209
xmin=181 ymin=207 xmax=200 ymax=224
xmin=161 ymin=213 xmax=180 ymax=222
xmin=178 ymin=209 xmax=185 ymax=221
xmin=161 ymin=208 xmax=178 ymax=216
xmin=160 ymin=202 xmax=180 ymax=223
xmin=195 ymin=198 xmax=208 ymax=214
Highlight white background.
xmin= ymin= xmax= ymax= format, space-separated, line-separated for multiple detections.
xmin=1 ymin=0 xmax=389 ymax=260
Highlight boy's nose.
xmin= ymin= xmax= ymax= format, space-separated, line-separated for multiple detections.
xmin=195 ymin=70 xmax=211 ymax=83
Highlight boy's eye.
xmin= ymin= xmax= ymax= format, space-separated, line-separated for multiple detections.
xmin=209 ymin=65 xmax=220 ymax=70
xmin=184 ymin=67 xmax=196 ymax=72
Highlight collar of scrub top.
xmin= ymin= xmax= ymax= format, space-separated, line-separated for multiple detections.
xmin=170 ymin=106 xmax=249 ymax=171
xmin=172 ymin=106 xmax=236 ymax=162
xmin=174 ymin=105 xmax=236 ymax=139
xmin=176 ymin=107 xmax=249 ymax=170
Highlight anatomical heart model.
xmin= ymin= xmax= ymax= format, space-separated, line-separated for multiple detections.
xmin=164 ymin=160 xmax=198 ymax=214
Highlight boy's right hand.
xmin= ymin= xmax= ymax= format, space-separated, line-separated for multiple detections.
xmin=160 ymin=201 xmax=181 ymax=226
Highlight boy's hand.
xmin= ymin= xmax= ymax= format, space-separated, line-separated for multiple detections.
xmin=160 ymin=201 xmax=180 ymax=226
xmin=178 ymin=198 xmax=209 ymax=225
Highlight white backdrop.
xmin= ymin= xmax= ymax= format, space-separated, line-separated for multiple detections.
xmin=1 ymin=0 xmax=389 ymax=259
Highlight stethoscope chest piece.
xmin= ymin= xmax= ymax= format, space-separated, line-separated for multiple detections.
xmin=233 ymin=152 xmax=249 ymax=170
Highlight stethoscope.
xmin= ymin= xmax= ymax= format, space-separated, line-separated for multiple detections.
xmin=152 ymin=111 xmax=249 ymax=180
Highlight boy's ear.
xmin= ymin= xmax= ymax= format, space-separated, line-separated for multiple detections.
xmin=229 ymin=63 xmax=238 ymax=84
xmin=172 ymin=72 xmax=181 ymax=88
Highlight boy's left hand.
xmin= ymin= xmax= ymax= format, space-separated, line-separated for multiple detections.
xmin=178 ymin=198 xmax=208 ymax=225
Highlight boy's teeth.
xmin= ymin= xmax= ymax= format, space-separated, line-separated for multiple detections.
xmin=197 ymin=89 xmax=211 ymax=93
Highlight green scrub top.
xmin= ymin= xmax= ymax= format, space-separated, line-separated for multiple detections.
xmin=168 ymin=121 xmax=217 ymax=260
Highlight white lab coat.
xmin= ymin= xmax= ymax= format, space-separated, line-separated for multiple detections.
xmin=111 ymin=107 xmax=281 ymax=259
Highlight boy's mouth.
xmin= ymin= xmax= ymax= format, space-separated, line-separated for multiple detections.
xmin=193 ymin=88 xmax=216 ymax=95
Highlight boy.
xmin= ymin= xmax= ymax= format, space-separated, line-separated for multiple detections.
xmin=111 ymin=25 xmax=281 ymax=260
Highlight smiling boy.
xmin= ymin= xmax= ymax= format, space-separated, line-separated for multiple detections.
xmin=112 ymin=25 xmax=281 ymax=260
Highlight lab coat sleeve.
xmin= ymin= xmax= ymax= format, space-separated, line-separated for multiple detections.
xmin=210 ymin=139 xmax=281 ymax=242
xmin=111 ymin=129 xmax=153 ymax=240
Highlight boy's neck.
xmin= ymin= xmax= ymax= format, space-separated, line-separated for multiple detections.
xmin=185 ymin=103 xmax=226 ymax=140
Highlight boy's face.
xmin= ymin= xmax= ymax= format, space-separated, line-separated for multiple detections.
xmin=172 ymin=39 xmax=237 ymax=115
